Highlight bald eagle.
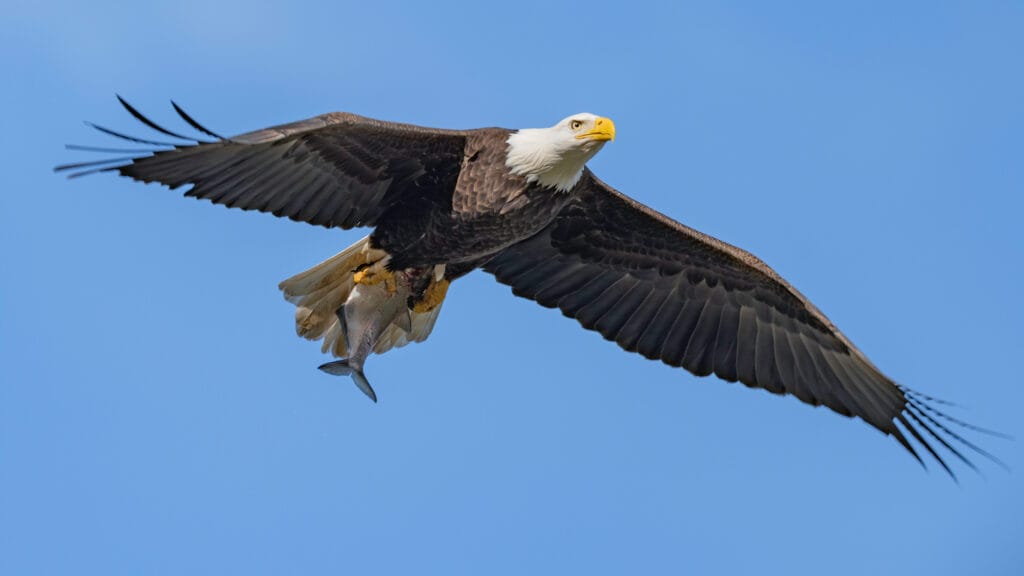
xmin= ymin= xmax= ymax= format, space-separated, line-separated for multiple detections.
xmin=57 ymin=97 xmax=996 ymax=476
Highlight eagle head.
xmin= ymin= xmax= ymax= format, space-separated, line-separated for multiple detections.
xmin=505 ymin=113 xmax=616 ymax=192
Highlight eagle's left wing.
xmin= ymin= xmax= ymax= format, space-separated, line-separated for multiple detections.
xmin=484 ymin=170 xmax=992 ymax=476
xmin=55 ymin=97 xmax=468 ymax=230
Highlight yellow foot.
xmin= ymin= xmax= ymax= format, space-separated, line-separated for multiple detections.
xmin=413 ymin=278 xmax=450 ymax=313
xmin=353 ymin=264 xmax=397 ymax=294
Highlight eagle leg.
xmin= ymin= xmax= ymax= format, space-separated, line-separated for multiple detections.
xmin=413 ymin=278 xmax=450 ymax=313
xmin=353 ymin=262 xmax=397 ymax=295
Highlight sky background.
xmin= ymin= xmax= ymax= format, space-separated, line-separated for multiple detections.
xmin=3 ymin=1 xmax=1022 ymax=574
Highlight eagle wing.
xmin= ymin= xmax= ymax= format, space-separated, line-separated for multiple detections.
xmin=485 ymin=170 xmax=991 ymax=475
xmin=56 ymin=97 xmax=468 ymax=229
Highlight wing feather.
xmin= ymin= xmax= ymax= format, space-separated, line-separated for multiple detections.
xmin=577 ymin=277 xmax=638 ymax=331
xmin=634 ymin=286 xmax=683 ymax=361
xmin=616 ymin=286 xmax=664 ymax=352
xmin=733 ymin=306 xmax=759 ymax=385
xmin=712 ymin=302 xmax=740 ymax=382
xmin=683 ymin=300 xmax=722 ymax=377
xmin=662 ymin=298 xmax=706 ymax=367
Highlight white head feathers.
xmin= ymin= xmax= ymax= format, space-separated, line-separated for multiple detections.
xmin=505 ymin=113 xmax=616 ymax=192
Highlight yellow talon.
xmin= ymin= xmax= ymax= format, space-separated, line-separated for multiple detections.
xmin=354 ymin=263 xmax=399 ymax=295
xmin=413 ymin=278 xmax=450 ymax=313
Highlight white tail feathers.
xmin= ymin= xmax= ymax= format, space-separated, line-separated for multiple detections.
xmin=279 ymin=236 xmax=375 ymax=352
xmin=278 ymin=236 xmax=444 ymax=358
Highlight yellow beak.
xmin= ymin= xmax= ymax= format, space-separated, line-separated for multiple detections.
xmin=576 ymin=117 xmax=616 ymax=142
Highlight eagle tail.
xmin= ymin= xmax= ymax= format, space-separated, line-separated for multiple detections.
xmin=278 ymin=236 xmax=444 ymax=358
xmin=317 ymin=360 xmax=377 ymax=402
xmin=278 ymin=235 xmax=379 ymax=357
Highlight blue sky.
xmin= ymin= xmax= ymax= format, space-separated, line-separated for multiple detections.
xmin=3 ymin=1 xmax=1022 ymax=574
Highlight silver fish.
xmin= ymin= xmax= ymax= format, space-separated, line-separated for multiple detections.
xmin=318 ymin=274 xmax=413 ymax=402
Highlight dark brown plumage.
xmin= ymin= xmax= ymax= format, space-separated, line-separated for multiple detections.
xmin=56 ymin=97 xmax=999 ymax=477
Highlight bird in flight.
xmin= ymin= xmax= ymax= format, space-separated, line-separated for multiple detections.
xmin=57 ymin=96 xmax=1000 ymax=477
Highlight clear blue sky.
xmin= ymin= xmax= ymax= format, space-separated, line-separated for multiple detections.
xmin=3 ymin=1 xmax=1022 ymax=574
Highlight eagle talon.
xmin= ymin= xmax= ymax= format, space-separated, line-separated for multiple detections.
xmin=353 ymin=263 xmax=395 ymax=292
xmin=413 ymin=278 xmax=450 ymax=313
xmin=352 ymin=267 xmax=374 ymax=285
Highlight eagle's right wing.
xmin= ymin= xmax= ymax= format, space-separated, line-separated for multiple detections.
xmin=485 ymin=170 xmax=1000 ymax=477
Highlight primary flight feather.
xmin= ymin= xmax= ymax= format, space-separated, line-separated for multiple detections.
xmin=57 ymin=97 xmax=998 ymax=477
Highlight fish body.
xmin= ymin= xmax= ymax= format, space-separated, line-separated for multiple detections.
xmin=318 ymin=272 xmax=414 ymax=401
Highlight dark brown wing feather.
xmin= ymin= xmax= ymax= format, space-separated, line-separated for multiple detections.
xmin=485 ymin=170 xmax=995 ymax=477
xmin=56 ymin=99 xmax=468 ymax=229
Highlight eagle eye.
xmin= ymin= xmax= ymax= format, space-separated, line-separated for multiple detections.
xmin=569 ymin=119 xmax=583 ymax=130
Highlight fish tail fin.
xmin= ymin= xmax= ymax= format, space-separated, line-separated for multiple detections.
xmin=318 ymin=359 xmax=378 ymax=402
xmin=278 ymin=235 xmax=386 ymax=357
xmin=351 ymin=370 xmax=377 ymax=403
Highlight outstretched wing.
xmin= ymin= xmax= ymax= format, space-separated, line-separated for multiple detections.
xmin=485 ymin=170 xmax=996 ymax=476
xmin=56 ymin=97 xmax=468 ymax=229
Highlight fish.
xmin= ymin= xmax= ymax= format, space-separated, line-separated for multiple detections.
xmin=317 ymin=271 xmax=415 ymax=402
